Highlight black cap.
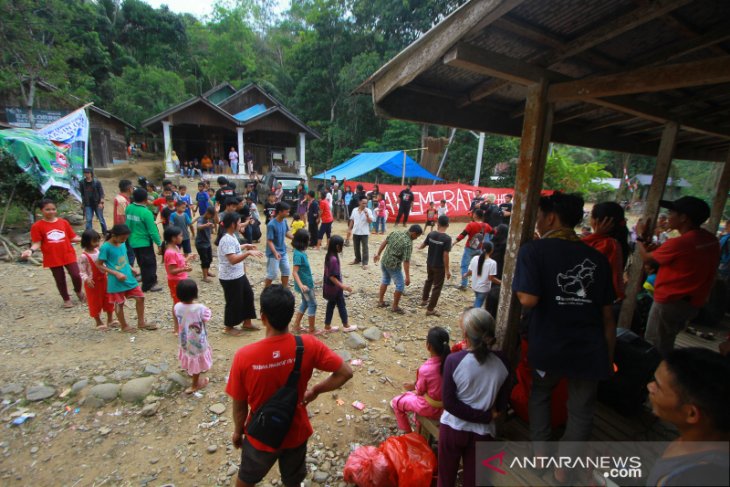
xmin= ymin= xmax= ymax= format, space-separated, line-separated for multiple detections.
xmin=659 ymin=196 xmax=710 ymax=226
xmin=83 ymin=167 xmax=92 ymax=173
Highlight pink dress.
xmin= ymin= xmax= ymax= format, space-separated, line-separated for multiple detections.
xmin=391 ymin=356 xmax=443 ymax=432
xmin=175 ymin=303 xmax=213 ymax=375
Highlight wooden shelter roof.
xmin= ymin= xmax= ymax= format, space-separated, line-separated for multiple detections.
xmin=357 ymin=0 xmax=730 ymax=162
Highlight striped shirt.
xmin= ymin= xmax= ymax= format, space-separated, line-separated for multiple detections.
xmin=381 ymin=230 xmax=413 ymax=269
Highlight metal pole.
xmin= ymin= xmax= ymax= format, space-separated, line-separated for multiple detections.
xmin=401 ymin=150 xmax=406 ymax=185
xmin=474 ymin=132 xmax=485 ymax=187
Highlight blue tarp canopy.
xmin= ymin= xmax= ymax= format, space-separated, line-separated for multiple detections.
xmin=313 ymin=151 xmax=443 ymax=181
xmin=233 ymin=104 xmax=267 ymax=122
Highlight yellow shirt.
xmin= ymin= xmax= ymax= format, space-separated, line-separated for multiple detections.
xmin=291 ymin=220 xmax=305 ymax=234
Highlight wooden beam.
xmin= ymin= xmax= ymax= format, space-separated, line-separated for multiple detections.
xmin=536 ymin=0 xmax=693 ymax=66
xmin=368 ymin=0 xmax=525 ymax=103
xmin=708 ymin=149 xmax=730 ymax=232
xmin=496 ymin=80 xmax=553 ymax=362
xmin=618 ymin=122 xmax=678 ymax=331
xmin=553 ymin=104 xmax=602 ymax=124
xmin=584 ymin=115 xmax=636 ymax=132
xmin=630 ymin=26 xmax=730 ymax=67
xmin=548 ymin=57 xmax=730 ymax=101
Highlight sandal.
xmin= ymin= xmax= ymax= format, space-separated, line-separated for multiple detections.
xmin=185 ymin=376 xmax=209 ymax=394
xmin=307 ymin=329 xmax=325 ymax=336
xmin=324 ymin=326 xmax=340 ymax=333
xmin=391 ymin=307 xmax=406 ymax=315
xmin=376 ymin=302 xmax=390 ymax=308
xmin=96 ymin=325 xmax=110 ymax=332
xmin=108 ymin=321 xmax=120 ymax=329
xmin=120 ymin=326 xmax=136 ymax=333
xmin=63 ymin=300 xmax=74 ymax=309
xmin=138 ymin=323 xmax=159 ymax=331
xmin=342 ymin=325 xmax=358 ymax=332
xmin=426 ymin=310 xmax=441 ymax=317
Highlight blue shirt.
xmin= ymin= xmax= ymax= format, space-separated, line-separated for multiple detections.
xmin=292 ymin=249 xmax=314 ymax=292
xmin=170 ymin=211 xmax=192 ymax=240
xmin=98 ymin=241 xmax=138 ymax=293
xmin=180 ymin=194 xmax=192 ymax=217
xmin=196 ymin=191 xmax=209 ymax=214
xmin=266 ymin=218 xmax=289 ymax=257
xmin=512 ymin=238 xmax=614 ymax=380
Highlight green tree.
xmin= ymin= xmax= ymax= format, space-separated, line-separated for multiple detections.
xmin=544 ymin=148 xmax=612 ymax=195
xmin=105 ymin=66 xmax=189 ymax=127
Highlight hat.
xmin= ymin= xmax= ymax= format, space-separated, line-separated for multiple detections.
xmin=83 ymin=168 xmax=92 ymax=173
xmin=659 ymin=196 xmax=710 ymax=226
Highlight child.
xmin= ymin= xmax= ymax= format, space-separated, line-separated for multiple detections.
xmin=178 ymin=185 xmax=193 ymax=218
xmin=78 ymin=229 xmax=115 ymax=330
xmin=170 ymin=200 xmax=195 ymax=256
xmin=98 ymin=224 xmax=157 ymax=332
xmin=291 ymin=229 xmax=319 ymax=334
xmin=175 ymin=279 xmax=213 ymax=393
xmin=438 ymin=199 xmax=448 ymax=217
xmin=391 ymin=326 xmax=450 ymax=433
xmin=196 ymin=206 xmax=217 ymax=282
xmin=291 ymin=213 xmax=305 ymax=234
xmin=163 ymin=226 xmax=195 ymax=333
xmin=263 ymin=192 xmax=277 ymax=224
xmin=207 ymin=188 xmax=216 ymax=210
xmin=642 ymin=261 xmax=659 ymax=297
xmin=464 ymin=241 xmax=501 ymax=308
xmin=159 ymin=195 xmax=176 ymax=231
xmin=22 ymin=199 xmax=84 ymax=308
xmin=194 ymin=181 xmax=210 ymax=216
xmin=425 ymin=201 xmax=437 ymax=229
xmin=376 ymin=193 xmax=387 ymax=235
xmin=322 ymin=235 xmax=357 ymax=332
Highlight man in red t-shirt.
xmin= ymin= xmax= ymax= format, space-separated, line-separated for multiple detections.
xmin=226 ymin=285 xmax=353 ymax=486
xmin=452 ymin=208 xmax=493 ymax=290
xmin=636 ymin=196 xmax=720 ymax=355
xmin=315 ymin=191 xmax=334 ymax=250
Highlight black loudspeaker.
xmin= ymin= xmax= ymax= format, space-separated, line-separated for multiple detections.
xmin=598 ymin=328 xmax=661 ymax=416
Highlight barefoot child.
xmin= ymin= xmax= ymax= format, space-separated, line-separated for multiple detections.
xmin=78 ymin=229 xmax=115 ymax=330
xmin=463 ymin=241 xmax=501 ymax=308
xmin=98 ymin=224 xmax=158 ymax=332
xmin=174 ymin=279 xmax=213 ymax=393
xmin=21 ymin=199 xmax=85 ymax=308
xmin=323 ymin=235 xmax=357 ymax=333
xmin=163 ymin=227 xmax=195 ymax=333
xmin=391 ymin=326 xmax=450 ymax=432
xmin=425 ymin=201 xmax=437 ymax=230
xmin=195 ymin=206 xmax=217 ymax=282
xmin=291 ymin=229 xmax=319 ymax=334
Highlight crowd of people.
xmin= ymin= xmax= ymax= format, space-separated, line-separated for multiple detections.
xmin=19 ymin=169 xmax=730 ymax=487
xmin=173 ymin=148 xmax=257 ymax=178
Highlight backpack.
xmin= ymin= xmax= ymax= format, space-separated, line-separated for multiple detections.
xmin=246 ymin=335 xmax=304 ymax=449
xmin=469 ymin=223 xmax=488 ymax=250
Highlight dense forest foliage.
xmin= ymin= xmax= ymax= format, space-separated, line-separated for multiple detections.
xmin=0 ymin=0 xmax=721 ymax=199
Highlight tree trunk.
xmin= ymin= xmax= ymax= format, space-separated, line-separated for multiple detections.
xmin=25 ymin=79 xmax=36 ymax=129
xmin=0 ymin=186 xmax=16 ymax=235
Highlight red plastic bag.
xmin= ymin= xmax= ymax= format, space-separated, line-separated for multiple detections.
xmin=379 ymin=432 xmax=437 ymax=487
xmin=344 ymin=445 xmax=397 ymax=487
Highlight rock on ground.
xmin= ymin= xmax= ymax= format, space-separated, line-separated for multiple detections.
xmin=345 ymin=333 xmax=367 ymax=350
xmin=209 ymin=403 xmax=226 ymax=415
xmin=120 ymin=377 xmax=155 ymax=403
xmin=89 ymin=383 xmax=121 ymax=402
xmin=362 ymin=327 xmax=382 ymax=341
xmin=26 ymin=385 xmax=55 ymax=402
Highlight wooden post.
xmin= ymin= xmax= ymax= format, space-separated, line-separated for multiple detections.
xmin=496 ymin=80 xmax=553 ymax=360
xmin=707 ymin=148 xmax=730 ymax=233
xmin=618 ymin=122 xmax=678 ymax=330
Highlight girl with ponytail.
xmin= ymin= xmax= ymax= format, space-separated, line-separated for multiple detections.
xmin=583 ymin=202 xmax=630 ymax=300
xmin=390 ymin=326 xmax=450 ymax=433
xmin=438 ymin=308 xmax=511 ymax=487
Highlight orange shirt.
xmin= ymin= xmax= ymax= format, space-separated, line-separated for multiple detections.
xmin=582 ymin=233 xmax=625 ymax=300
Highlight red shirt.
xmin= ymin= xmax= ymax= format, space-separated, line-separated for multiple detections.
xmin=652 ymin=228 xmax=720 ymax=307
xmin=113 ymin=193 xmax=130 ymax=226
xmin=226 ymin=333 xmax=343 ymax=452
xmin=30 ymin=219 xmax=78 ymax=268
xmin=152 ymin=197 xmax=168 ymax=214
xmin=582 ymin=233 xmax=625 ymax=300
xmin=457 ymin=221 xmax=493 ymax=247
xmin=319 ymin=200 xmax=333 ymax=224
xmin=164 ymin=248 xmax=188 ymax=281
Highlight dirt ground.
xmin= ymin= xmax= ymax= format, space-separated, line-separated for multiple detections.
xmin=0 ymin=163 xmax=479 ymax=487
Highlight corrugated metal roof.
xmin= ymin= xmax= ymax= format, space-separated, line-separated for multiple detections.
xmin=233 ymin=104 xmax=267 ymax=122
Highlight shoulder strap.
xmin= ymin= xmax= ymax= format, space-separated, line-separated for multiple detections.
xmin=286 ymin=335 xmax=304 ymax=388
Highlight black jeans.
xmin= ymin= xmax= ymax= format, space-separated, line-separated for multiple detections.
xmin=133 ymin=245 xmax=158 ymax=291
xmin=395 ymin=205 xmax=411 ymax=225
xmin=325 ymin=293 xmax=348 ymax=326
xmin=308 ymin=220 xmax=319 ymax=247
xmin=353 ymin=234 xmax=369 ymax=264
xmin=196 ymin=244 xmax=212 ymax=269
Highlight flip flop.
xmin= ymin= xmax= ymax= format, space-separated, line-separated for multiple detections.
xmin=138 ymin=323 xmax=159 ymax=331
xmin=120 ymin=327 xmax=136 ymax=333
xmin=96 ymin=325 xmax=110 ymax=332
xmin=63 ymin=301 xmax=74 ymax=309
xmin=324 ymin=326 xmax=340 ymax=333
xmin=391 ymin=307 xmax=406 ymax=315
xmin=376 ymin=302 xmax=390 ymax=308
xmin=426 ymin=310 xmax=441 ymax=317
xmin=308 ymin=329 xmax=325 ymax=336
xmin=109 ymin=321 xmax=120 ymax=329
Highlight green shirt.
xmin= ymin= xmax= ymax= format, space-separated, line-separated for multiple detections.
xmin=98 ymin=241 xmax=138 ymax=293
xmin=292 ymin=249 xmax=314 ymax=293
xmin=381 ymin=230 xmax=413 ymax=270
xmin=125 ymin=202 xmax=161 ymax=248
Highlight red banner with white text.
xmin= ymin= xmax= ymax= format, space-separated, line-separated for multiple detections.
xmin=350 ymin=182 xmax=514 ymax=222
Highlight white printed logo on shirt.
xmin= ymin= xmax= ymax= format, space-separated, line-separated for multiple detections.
xmin=272 ymin=351 xmax=280 ymax=359
xmin=46 ymin=229 xmax=66 ymax=242
xmin=556 ymin=259 xmax=596 ymax=300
